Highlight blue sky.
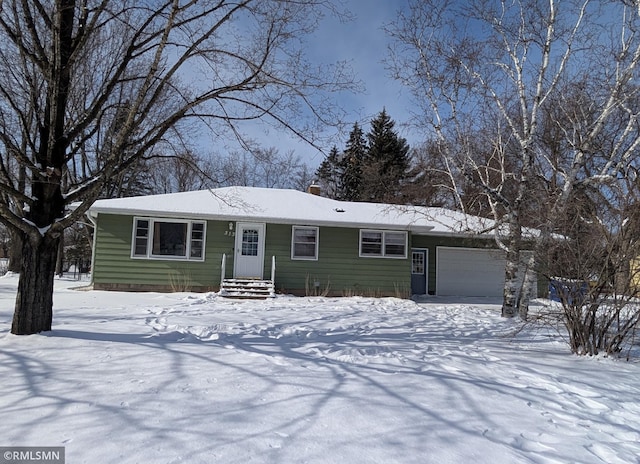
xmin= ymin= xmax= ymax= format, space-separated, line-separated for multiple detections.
xmin=210 ymin=0 xmax=417 ymax=170
xmin=296 ymin=0 xmax=416 ymax=167
xmin=310 ymin=1 xmax=410 ymax=124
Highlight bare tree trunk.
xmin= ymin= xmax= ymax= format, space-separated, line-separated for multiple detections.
xmin=502 ymin=251 xmax=520 ymax=317
xmin=502 ymin=211 xmax=523 ymax=317
xmin=516 ymin=256 xmax=536 ymax=320
xmin=7 ymin=228 xmax=22 ymax=273
xmin=11 ymin=233 xmax=59 ymax=334
xmin=56 ymin=234 xmax=64 ymax=277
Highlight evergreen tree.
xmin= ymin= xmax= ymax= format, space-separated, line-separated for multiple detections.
xmin=363 ymin=109 xmax=411 ymax=203
xmin=315 ymin=146 xmax=342 ymax=198
xmin=339 ymin=122 xmax=367 ymax=201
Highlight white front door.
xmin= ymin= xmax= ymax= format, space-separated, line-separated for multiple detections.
xmin=234 ymin=223 xmax=265 ymax=278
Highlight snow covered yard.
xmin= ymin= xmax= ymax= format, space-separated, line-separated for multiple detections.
xmin=0 ymin=275 xmax=639 ymax=464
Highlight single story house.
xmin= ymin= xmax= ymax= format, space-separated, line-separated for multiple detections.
xmin=86 ymin=186 xmax=542 ymax=297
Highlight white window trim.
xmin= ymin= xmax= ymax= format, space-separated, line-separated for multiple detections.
xmin=131 ymin=217 xmax=206 ymax=261
xmin=291 ymin=226 xmax=319 ymax=261
xmin=359 ymin=229 xmax=408 ymax=259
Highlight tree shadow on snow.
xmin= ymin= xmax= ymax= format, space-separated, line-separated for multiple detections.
xmin=0 ymin=306 xmax=612 ymax=464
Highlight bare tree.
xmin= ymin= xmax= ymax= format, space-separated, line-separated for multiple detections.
xmin=402 ymin=142 xmax=459 ymax=208
xmin=0 ymin=0 xmax=355 ymax=334
xmin=211 ymin=146 xmax=313 ymax=189
xmin=0 ymin=223 xmax=9 ymax=262
xmin=544 ymin=173 xmax=640 ymax=356
xmin=387 ymin=0 xmax=640 ymax=319
xmin=145 ymin=151 xmax=217 ymax=194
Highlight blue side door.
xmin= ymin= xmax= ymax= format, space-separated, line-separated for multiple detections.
xmin=411 ymin=249 xmax=428 ymax=295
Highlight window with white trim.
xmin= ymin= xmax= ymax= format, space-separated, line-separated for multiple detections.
xmin=359 ymin=230 xmax=407 ymax=258
xmin=131 ymin=217 xmax=206 ymax=261
xmin=412 ymin=251 xmax=425 ymax=274
xmin=291 ymin=226 xmax=319 ymax=260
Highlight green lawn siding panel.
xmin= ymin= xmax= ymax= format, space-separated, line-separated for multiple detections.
xmin=94 ymin=216 xmax=410 ymax=294
xmin=265 ymin=224 xmax=410 ymax=296
xmin=93 ymin=214 xmax=235 ymax=289
xmin=208 ymin=221 xmax=236 ymax=281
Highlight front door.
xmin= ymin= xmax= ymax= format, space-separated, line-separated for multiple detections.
xmin=234 ymin=223 xmax=265 ymax=278
xmin=411 ymin=248 xmax=428 ymax=295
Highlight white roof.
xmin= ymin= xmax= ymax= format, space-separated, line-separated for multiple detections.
xmin=87 ymin=186 xmax=498 ymax=236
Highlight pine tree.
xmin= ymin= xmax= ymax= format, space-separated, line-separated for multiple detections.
xmin=363 ymin=109 xmax=411 ymax=203
xmin=315 ymin=146 xmax=342 ymax=198
xmin=339 ymin=122 xmax=367 ymax=201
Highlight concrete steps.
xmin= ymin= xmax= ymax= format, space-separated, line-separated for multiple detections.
xmin=219 ymin=278 xmax=275 ymax=299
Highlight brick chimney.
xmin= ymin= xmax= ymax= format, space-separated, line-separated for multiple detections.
xmin=307 ymin=183 xmax=321 ymax=196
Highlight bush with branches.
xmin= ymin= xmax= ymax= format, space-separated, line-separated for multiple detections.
xmin=541 ymin=183 xmax=640 ymax=357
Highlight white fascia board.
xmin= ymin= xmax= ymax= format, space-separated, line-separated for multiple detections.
xmin=87 ymin=206 xmax=435 ymax=233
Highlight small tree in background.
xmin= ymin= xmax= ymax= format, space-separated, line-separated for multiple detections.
xmin=62 ymin=223 xmax=93 ymax=278
xmin=211 ymin=146 xmax=313 ymax=190
xmin=362 ymin=109 xmax=411 ymax=203
xmin=338 ymin=122 xmax=367 ymax=201
xmin=146 ymin=151 xmax=217 ymax=195
xmin=316 ymin=146 xmax=343 ymax=199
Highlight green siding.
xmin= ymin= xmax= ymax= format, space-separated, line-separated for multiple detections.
xmin=93 ymin=216 xmax=410 ymax=295
xmin=92 ymin=214 xmax=235 ymax=291
xmin=93 ymin=214 xmax=543 ymax=297
xmin=264 ymin=224 xmax=410 ymax=296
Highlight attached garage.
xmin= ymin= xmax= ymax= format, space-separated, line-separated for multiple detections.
xmin=436 ymin=247 xmax=506 ymax=297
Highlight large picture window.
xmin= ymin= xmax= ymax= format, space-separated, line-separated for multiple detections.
xmin=132 ymin=218 xmax=206 ymax=261
xmin=359 ymin=230 xmax=407 ymax=258
xmin=291 ymin=226 xmax=319 ymax=260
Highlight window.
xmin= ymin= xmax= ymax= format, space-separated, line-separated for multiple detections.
xmin=412 ymin=251 xmax=425 ymax=274
xmin=385 ymin=232 xmax=407 ymax=257
xmin=359 ymin=230 xmax=407 ymax=258
xmin=190 ymin=222 xmax=204 ymax=259
xmin=133 ymin=219 xmax=149 ymax=256
xmin=360 ymin=231 xmax=383 ymax=255
xmin=291 ymin=226 xmax=319 ymax=260
xmin=132 ymin=218 xmax=206 ymax=261
xmin=152 ymin=222 xmax=187 ymax=256
xmin=241 ymin=228 xmax=259 ymax=256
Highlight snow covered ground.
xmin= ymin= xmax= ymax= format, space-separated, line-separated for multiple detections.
xmin=1 ymin=274 xmax=639 ymax=464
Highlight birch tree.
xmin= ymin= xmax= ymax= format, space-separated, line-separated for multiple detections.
xmin=387 ymin=0 xmax=640 ymax=318
xmin=0 ymin=0 xmax=354 ymax=335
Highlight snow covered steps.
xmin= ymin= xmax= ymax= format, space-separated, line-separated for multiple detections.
xmin=219 ymin=278 xmax=275 ymax=299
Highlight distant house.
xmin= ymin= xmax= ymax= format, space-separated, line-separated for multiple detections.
xmin=86 ymin=186 xmax=541 ymax=298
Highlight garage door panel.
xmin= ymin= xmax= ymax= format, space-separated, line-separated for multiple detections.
xmin=437 ymin=247 xmax=506 ymax=297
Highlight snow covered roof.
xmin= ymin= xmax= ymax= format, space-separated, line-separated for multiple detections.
xmin=87 ymin=186 xmax=499 ymax=236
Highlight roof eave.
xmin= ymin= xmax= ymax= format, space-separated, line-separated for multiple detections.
xmin=88 ymin=207 xmax=435 ymax=232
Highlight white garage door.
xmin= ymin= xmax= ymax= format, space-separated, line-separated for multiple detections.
xmin=436 ymin=247 xmax=506 ymax=297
